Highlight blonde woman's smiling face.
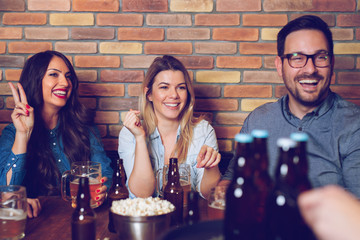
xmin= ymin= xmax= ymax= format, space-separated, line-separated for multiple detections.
xmin=147 ymin=70 xmax=188 ymax=124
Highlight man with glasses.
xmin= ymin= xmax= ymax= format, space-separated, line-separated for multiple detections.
xmin=221 ymin=15 xmax=360 ymax=198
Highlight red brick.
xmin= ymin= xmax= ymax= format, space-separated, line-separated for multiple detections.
xmin=195 ymin=42 xmax=236 ymax=54
xmin=75 ymin=56 xmax=120 ymax=68
xmin=290 ymin=14 xmax=335 ymax=27
xmin=79 ymin=97 xmax=97 ymax=109
xmin=176 ymin=56 xmax=214 ymax=69
xmin=243 ymin=14 xmax=287 ymax=26
xmin=0 ymin=83 xmax=11 ymax=95
xmin=337 ymin=72 xmax=360 ymax=84
xmin=123 ymin=56 xmax=157 ymax=69
xmin=96 ymin=125 xmax=107 ymax=137
xmin=334 ymin=57 xmax=355 ymax=70
xmin=3 ymin=13 xmax=46 ymax=25
xmin=243 ymin=71 xmax=282 ymax=83
xmin=100 ymin=70 xmax=144 ymax=83
xmin=264 ymin=0 xmax=355 ymax=12
xmin=79 ymin=83 xmax=124 ymax=97
xmin=128 ymin=84 xmax=142 ymax=96
xmin=0 ymin=98 xmax=3 ymax=108
xmin=213 ymin=126 xmax=241 ymax=139
xmin=123 ymin=0 xmax=167 ymax=12
xmin=215 ymin=112 xmax=248 ymax=125
xmin=8 ymin=42 xmax=51 ymax=53
xmin=28 ymin=0 xmax=70 ymax=11
xmin=239 ymin=43 xmax=277 ymax=55
xmin=0 ymin=110 xmax=12 ymax=122
xmin=0 ymin=42 xmax=5 ymax=53
xmin=338 ymin=14 xmax=360 ymax=27
xmin=213 ymin=28 xmax=258 ymax=41
xmin=118 ymin=28 xmax=164 ymax=41
xmin=195 ymin=14 xmax=239 ymax=26
xmin=167 ymin=28 xmax=210 ymax=40
xmin=108 ymin=125 xmax=122 ymax=137
xmin=97 ymin=14 xmax=143 ymax=26
xmin=357 ymin=29 xmax=360 ymax=40
xmin=0 ymin=56 xmax=25 ymax=67
xmin=217 ymin=56 xmax=261 ymax=69
xmin=101 ymin=138 xmax=118 ymax=151
xmin=55 ymin=42 xmax=96 ymax=54
xmin=0 ymin=27 xmax=22 ymax=39
xmin=357 ymin=57 xmax=360 ymax=69
xmin=5 ymin=97 xmax=15 ymax=108
xmin=0 ymin=0 xmax=25 ymax=11
xmin=348 ymin=100 xmax=360 ymax=106
xmin=275 ymin=85 xmax=287 ymax=98
xmin=5 ymin=69 xmax=22 ymax=81
xmin=331 ymin=86 xmax=360 ymax=99
xmin=264 ymin=56 xmax=276 ymax=69
xmin=146 ymin=14 xmax=192 ymax=26
xmin=73 ymin=0 xmax=119 ymax=12
xmin=144 ymin=42 xmax=192 ymax=55
xmin=72 ymin=28 xmax=114 ymax=40
xmin=216 ymin=0 xmax=261 ymax=11
xmin=331 ymin=29 xmax=354 ymax=41
xmin=94 ymin=111 xmax=119 ymax=124
xmin=99 ymin=98 xmax=138 ymax=110
xmin=25 ymin=27 xmax=68 ymax=40
xmin=311 ymin=0 xmax=355 ymax=11
xmin=195 ymin=99 xmax=238 ymax=111
xmin=224 ymin=85 xmax=272 ymax=98
xmin=194 ymin=85 xmax=221 ymax=98
xmin=77 ymin=70 xmax=97 ymax=82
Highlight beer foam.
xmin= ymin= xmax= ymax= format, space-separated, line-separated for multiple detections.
xmin=0 ymin=209 xmax=26 ymax=220
xmin=111 ymin=197 xmax=175 ymax=217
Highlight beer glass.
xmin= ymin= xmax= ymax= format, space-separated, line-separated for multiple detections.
xmin=0 ymin=185 xmax=27 ymax=239
xmin=207 ymin=186 xmax=226 ymax=220
xmin=156 ymin=163 xmax=191 ymax=205
xmin=61 ymin=161 xmax=102 ymax=209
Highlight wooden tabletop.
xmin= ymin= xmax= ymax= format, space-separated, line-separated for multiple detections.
xmin=24 ymin=196 xmax=220 ymax=240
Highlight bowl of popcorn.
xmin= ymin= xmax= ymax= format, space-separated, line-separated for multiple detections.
xmin=110 ymin=197 xmax=175 ymax=240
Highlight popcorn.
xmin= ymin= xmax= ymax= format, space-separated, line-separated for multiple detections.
xmin=111 ymin=197 xmax=175 ymax=217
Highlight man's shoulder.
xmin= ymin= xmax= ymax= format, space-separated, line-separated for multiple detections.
xmin=248 ymin=98 xmax=283 ymax=118
xmin=333 ymin=93 xmax=360 ymax=115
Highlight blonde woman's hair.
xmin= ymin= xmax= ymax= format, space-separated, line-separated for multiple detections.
xmin=139 ymin=55 xmax=202 ymax=164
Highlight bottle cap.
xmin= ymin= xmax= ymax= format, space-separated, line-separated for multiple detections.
xmin=290 ymin=132 xmax=309 ymax=142
xmin=251 ymin=129 xmax=269 ymax=138
xmin=234 ymin=133 xmax=253 ymax=143
xmin=277 ymin=137 xmax=296 ymax=151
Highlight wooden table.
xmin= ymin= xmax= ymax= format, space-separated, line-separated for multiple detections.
xmin=24 ymin=196 xmax=218 ymax=240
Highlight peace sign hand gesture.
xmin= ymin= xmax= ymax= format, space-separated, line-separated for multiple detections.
xmin=9 ymin=82 xmax=34 ymax=141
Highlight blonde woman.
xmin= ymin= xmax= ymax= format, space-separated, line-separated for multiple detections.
xmin=118 ymin=55 xmax=221 ymax=199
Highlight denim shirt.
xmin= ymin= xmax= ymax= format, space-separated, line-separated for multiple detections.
xmin=0 ymin=123 xmax=113 ymax=191
xmin=223 ymin=92 xmax=360 ymax=198
xmin=118 ymin=120 xmax=218 ymax=198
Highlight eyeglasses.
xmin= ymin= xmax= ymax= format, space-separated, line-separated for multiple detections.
xmin=281 ymin=51 xmax=332 ymax=68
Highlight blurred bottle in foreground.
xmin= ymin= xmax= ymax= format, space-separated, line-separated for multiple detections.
xmin=108 ymin=158 xmax=129 ymax=233
xmin=71 ymin=177 xmax=96 ymax=240
xmin=164 ymin=158 xmax=184 ymax=227
xmin=225 ymin=133 xmax=261 ymax=240
xmin=266 ymin=137 xmax=315 ymax=240
xmin=185 ymin=190 xmax=200 ymax=225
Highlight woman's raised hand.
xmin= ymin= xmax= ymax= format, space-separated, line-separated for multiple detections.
xmin=9 ymin=82 xmax=34 ymax=139
xmin=196 ymin=145 xmax=221 ymax=169
xmin=123 ymin=109 xmax=145 ymax=138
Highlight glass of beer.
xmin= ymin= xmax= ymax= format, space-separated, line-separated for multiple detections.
xmin=0 ymin=185 xmax=27 ymax=239
xmin=61 ymin=161 xmax=102 ymax=208
xmin=156 ymin=163 xmax=191 ymax=205
xmin=207 ymin=186 xmax=226 ymax=220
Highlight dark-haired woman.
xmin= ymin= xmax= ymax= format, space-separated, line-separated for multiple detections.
xmin=0 ymin=51 xmax=112 ymax=217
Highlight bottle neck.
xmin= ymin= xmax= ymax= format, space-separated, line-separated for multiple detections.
xmin=233 ymin=142 xmax=253 ymax=179
xmin=76 ymin=177 xmax=92 ymax=210
xmin=168 ymin=158 xmax=181 ymax=185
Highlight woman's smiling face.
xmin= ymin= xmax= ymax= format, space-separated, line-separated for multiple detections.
xmin=147 ymin=70 xmax=188 ymax=124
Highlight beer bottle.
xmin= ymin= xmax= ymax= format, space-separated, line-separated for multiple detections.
xmin=225 ymin=133 xmax=259 ymax=240
xmin=164 ymin=158 xmax=184 ymax=227
xmin=184 ymin=190 xmax=200 ymax=225
xmin=71 ymin=177 xmax=96 ymax=240
xmin=290 ymin=132 xmax=312 ymax=194
xmin=108 ymin=158 xmax=129 ymax=233
xmin=251 ymin=129 xmax=273 ymax=230
xmin=266 ymin=138 xmax=315 ymax=240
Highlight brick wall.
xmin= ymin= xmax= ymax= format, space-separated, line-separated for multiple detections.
xmin=0 ymin=0 xmax=359 ymax=153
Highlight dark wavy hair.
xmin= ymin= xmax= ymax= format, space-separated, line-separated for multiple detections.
xmin=20 ymin=50 xmax=94 ymax=197
xmin=277 ymin=15 xmax=334 ymax=57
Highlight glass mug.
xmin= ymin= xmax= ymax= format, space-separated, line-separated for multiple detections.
xmin=207 ymin=186 xmax=226 ymax=220
xmin=61 ymin=161 xmax=102 ymax=208
xmin=156 ymin=163 xmax=191 ymax=205
xmin=0 ymin=185 xmax=27 ymax=239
